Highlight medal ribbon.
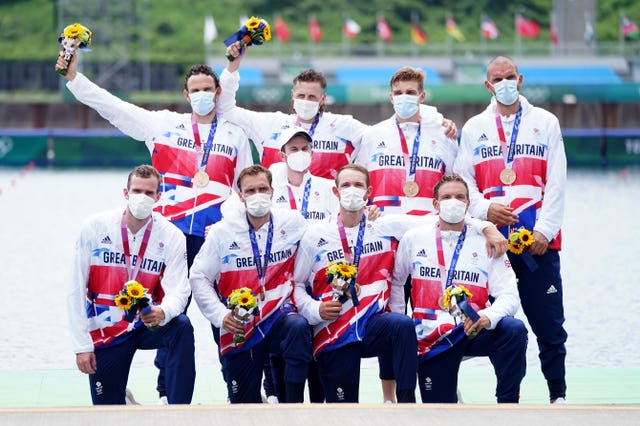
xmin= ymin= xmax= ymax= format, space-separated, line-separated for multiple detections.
xmin=286 ymin=177 xmax=312 ymax=219
xmin=191 ymin=113 xmax=219 ymax=172
xmin=494 ymin=105 xmax=522 ymax=170
xmin=395 ymin=119 xmax=422 ymax=185
xmin=120 ymin=211 xmax=154 ymax=282
xmin=337 ymin=213 xmax=366 ymax=267
xmin=435 ymin=223 xmax=467 ymax=290
xmin=247 ymin=214 xmax=274 ymax=298
xmin=295 ymin=113 xmax=320 ymax=137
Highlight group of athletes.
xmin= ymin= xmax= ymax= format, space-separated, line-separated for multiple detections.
xmin=59 ymin=41 xmax=567 ymax=405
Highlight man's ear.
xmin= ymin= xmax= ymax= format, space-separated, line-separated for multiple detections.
xmin=183 ymin=89 xmax=190 ymax=102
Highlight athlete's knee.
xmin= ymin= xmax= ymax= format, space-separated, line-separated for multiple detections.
xmin=498 ymin=317 xmax=528 ymax=348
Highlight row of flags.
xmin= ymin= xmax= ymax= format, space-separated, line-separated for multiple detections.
xmin=204 ymin=13 xmax=640 ymax=46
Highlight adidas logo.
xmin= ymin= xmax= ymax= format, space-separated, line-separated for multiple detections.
xmin=317 ymin=238 xmax=328 ymax=247
xmin=376 ymin=141 xmax=387 ymax=149
xmin=100 ymin=236 xmax=112 ymax=244
xmin=228 ymin=241 xmax=240 ymax=250
xmin=416 ymin=249 xmax=428 ymax=257
xmin=275 ymin=195 xmax=287 ymax=203
xmin=546 ymin=284 xmax=558 ymax=294
xmin=176 ymin=124 xmax=186 ymax=130
xmin=478 ymin=133 xmax=488 ymax=142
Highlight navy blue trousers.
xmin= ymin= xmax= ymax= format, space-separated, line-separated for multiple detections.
xmin=509 ymin=249 xmax=567 ymax=400
xmin=316 ymin=312 xmax=417 ymax=403
xmin=417 ymin=316 xmax=528 ymax=403
xmin=89 ymin=314 xmax=195 ymax=405
xmin=213 ymin=312 xmax=312 ymax=403
xmin=155 ymin=233 xmax=201 ymax=397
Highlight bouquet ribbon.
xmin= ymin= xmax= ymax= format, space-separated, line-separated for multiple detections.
xmin=520 ymin=250 xmax=539 ymax=272
xmin=457 ymin=295 xmax=479 ymax=322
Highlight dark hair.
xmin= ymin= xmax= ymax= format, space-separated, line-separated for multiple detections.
xmin=335 ymin=164 xmax=370 ymax=188
xmin=293 ymin=69 xmax=327 ymax=90
xmin=183 ymin=64 xmax=219 ymax=91
xmin=433 ymin=174 xmax=469 ymax=200
xmin=237 ymin=164 xmax=272 ymax=191
xmin=127 ymin=164 xmax=161 ymax=191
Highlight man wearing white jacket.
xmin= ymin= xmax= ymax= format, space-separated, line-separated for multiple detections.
xmin=454 ymin=56 xmax=568 ymax=404
xmin=68 ymin=165 xmax=195 ymax=405
xmin=391 ymin=174 xmax=527 ymax=403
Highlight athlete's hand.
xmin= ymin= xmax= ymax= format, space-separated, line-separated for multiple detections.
xmin=76 ymin=352 xmax=96 ymax=374
xmin=225 ymin=41 xmax=246 ymax=72
xmin=528 ymin=231 xmax=549 ymax=256
xmin=319 ymin=300 xmax=342 ymax=321
xmin=365 ymin=204 xmax=383 ymax=221
xmin=140 ymin=305 xmax=165 ymax=328
xmin=483 ymin=226 xmax=508 ymax=258
xmin=463 ymin=315 xmax=490 ymax=336
xmin=487 ymin=203 xmax=519 ymax=227
xmin=55 ymin=48 xmax=79 ymax=81
xmin=442 ymin=118 xmax=458 ymax=140
xmin=222 ymin=311 xmax=245 ymax=334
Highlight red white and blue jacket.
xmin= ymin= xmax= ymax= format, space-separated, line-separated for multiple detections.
xmin=454 ymin=96 xmax=566 ymax=249
xmin=189 ymin=208 xmax=308 ymax=355
xmin=355 ymin=112 xmax=457 ymax=216
xmin=68 ymin=209 xmax=190 ymax=353
xmin=66 ymin=73 xmax=253 ymax=237
xmin=391 ymin=222 xmax=519 ymax=360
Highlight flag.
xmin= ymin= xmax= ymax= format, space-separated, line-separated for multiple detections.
xmin=343 ymin=17 xmax=361 ymax=38
xmin=411 ymin=16 xmax=427 ymax=44
xmin=308 ymin=15 xmax=323 ymax=43
xmin=621 ymin=14 xmax=639 ymax=39
xmin=481 ymin=15 xmax=499 ymax=39
xmin=550 ymin=14 xmax=559 ymax=45
xmin=274 ymin=16 xmax=290 ymax=43
xmin=204 ymin=15 xmax=218 ymax=45
xmin=584 ymin=21 xmax=594 ymax=45
xmin=446 ymin=16 xmax=465 ymax=42
xmin=516 ymin=14 xmax=540 ymax=39
xmin=377 ymin=15 xmax=393 ymax=42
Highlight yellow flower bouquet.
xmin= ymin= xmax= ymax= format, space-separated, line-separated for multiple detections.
xmin=114 ymin=280 xmax=156 ymax=329
xmin=223 ymin=16 xmax=271 ymax=61
xmin=227 ymin=287 xmax=260 ymax=344
xmin=326 ymin=260 xmax=360 ymax=306
xmin=56 ymin=22 xmax=92 ymax=76
xmin=438 ymin=284 xmax=480 ymax=323
xmin=508 ymin=226 xmax=534 ymax=255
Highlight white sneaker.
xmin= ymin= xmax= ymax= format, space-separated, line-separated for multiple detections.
xmin=266 ymin=395 xmax=279 ymax=404
xmin=551 ymin=397 xmax=567 ymax=404
xmin=384 ymin=400 xmax=394 ymax=404
xmin=125 ymin=388 xmax=139 ymax=405
xmin=158 ymin=396 xmax=169 ymax=405
xmin=457 ymin=389 xmax=464 ymax=404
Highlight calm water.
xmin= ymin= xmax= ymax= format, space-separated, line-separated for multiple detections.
xmin=0 ymin=168 xmax=639 ymax=372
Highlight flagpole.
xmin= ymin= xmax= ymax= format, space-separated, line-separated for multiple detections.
xmin=515 ymin=13 xmax=521 ymax=57
xmin=410 ymin=11 xmax=418 ymax=57
xmin=550 ymin=11 xmax=554 ymax=56
xmin=480 ymin=13 xmax=487 ymax=58
xmin=619 ymin=12 xmax=624 ymax=55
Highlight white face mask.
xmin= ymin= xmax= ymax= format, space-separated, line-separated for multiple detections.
xmin=286 ymin=151 xmax=312 ymax=172
xmin=293 ymin=99 xmax=320 ymax=121
xmin=339 ymin=186 xmax=367 ymax=212
xmin=128 ymin=193 xmax=156 ymax=220
xmin=493 ymin=79 xmax=519 ymax=106
xmin=190 ymin=91 xmax=216 ymax=116
xmin=244 ymin=193 xmax=272 ymax=217
xmin=438 ymin=198 xmax=468 ymax=224
xmin=393 ymin=94 xmax=420 ymax=119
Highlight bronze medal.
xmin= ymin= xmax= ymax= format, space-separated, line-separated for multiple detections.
xmin=403 ymin=181 xmax=419 ymax=197
xmin=499 ymin=168 xmax=516 ymax=185
xmin=193 ymin=171 xmax=210 ymax=187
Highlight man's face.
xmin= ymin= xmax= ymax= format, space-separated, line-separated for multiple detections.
xmin=124 ymin=175 xmax=160 ymax=202
xmin=184 ymin=73 xmax=219 ymax=101
xmin=291 ymin=81 xmax=325 ymax=105
xmin=333 ymin=169 xmax=371 ymax=200
xmin=485 ymin=61 xmax=522 ymax=95
xmin=282 ymin=136 xmax=312 ymax=156
xmin=433 ymin=181 xmax=469 ymax=212
xmin=389 ymin=80 xmax=425 ymax=104
xmin=238 ymin=173 xmax=273 ymax=203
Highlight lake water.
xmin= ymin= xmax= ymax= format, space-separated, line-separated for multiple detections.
xmin=0 ymin=167 xmax=639 ymax=373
